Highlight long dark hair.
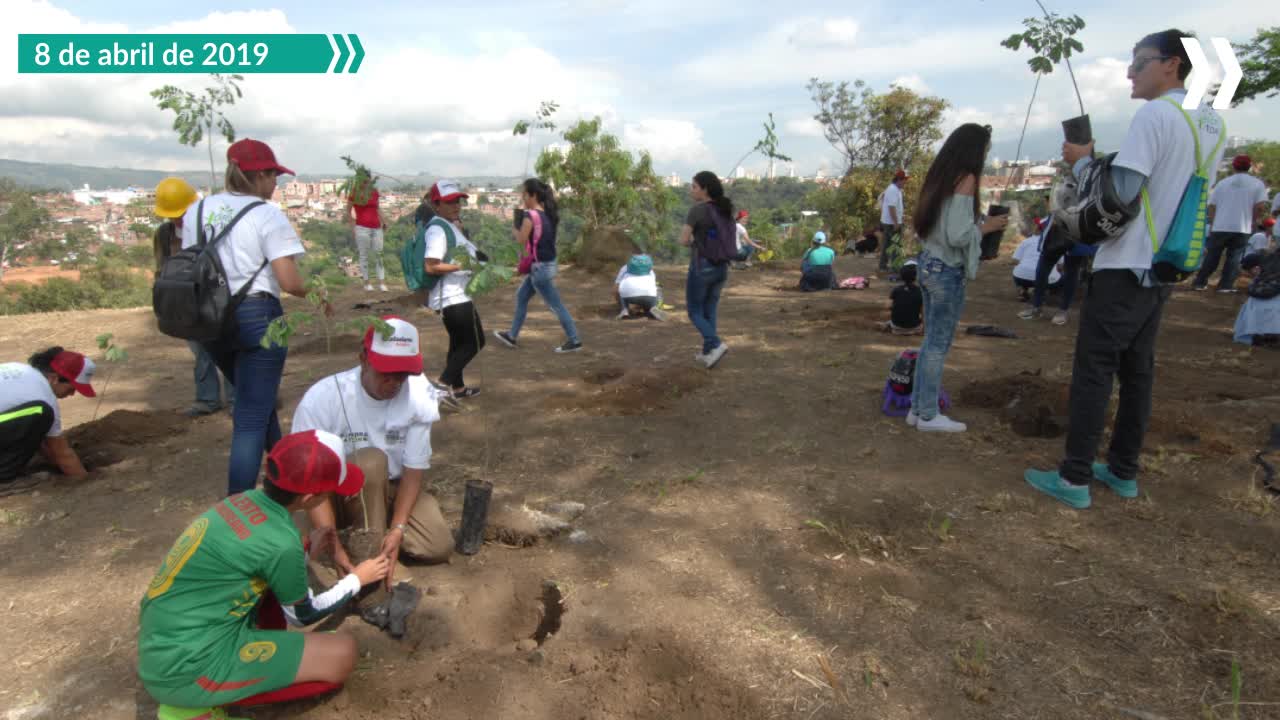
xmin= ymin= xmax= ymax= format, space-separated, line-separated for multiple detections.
xmin=523 ymin=178 xmax=559 ymax=227
xmin=693 ymin=170 xmax=733 ymax=220
xmin=414 ymin=194 xmax=435 ymax=226
xmin=913 ymin=123 xmax=991 ymax=240
xmin=28 ymin=346 xmax=63 ymax=374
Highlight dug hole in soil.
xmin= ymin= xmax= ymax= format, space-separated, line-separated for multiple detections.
xmin=63 ymin=408 xmax=192 ymax=468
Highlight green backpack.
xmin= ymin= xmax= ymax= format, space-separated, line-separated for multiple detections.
xmin=401 ymin=217 xmax=457 ymax=292
xmin=1143 ymin=97 xmax=1226 ymax=284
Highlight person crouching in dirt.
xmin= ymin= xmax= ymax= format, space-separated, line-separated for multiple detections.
xmin=799 ymin=231 xmax=837 ymax=291
xmin=138 ymin=430 xmax=390 ymax=719
xmin=0 ymin=347 xmax=94 ymax=495
xmin=850 ymin=225 xmax=882 ymax=256
xmin=291 ymin=316 xmax=454 ymax=586
xmin=614 ymin=252 xmax=664 ymax=320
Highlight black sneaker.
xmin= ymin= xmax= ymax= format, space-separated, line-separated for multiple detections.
xmin=493 ymin=330 xmax=518 ymax=348
xmin=554 ymin=340 xmax=583 ymax=353
xmin=453 ymin=387 xmax=481 ymax=399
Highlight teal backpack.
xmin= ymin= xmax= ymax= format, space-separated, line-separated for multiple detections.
xmin=1144 ymin=97 xmax=1226 ymax=284
xmin=400 ymin=217 xmax=457 ymax=292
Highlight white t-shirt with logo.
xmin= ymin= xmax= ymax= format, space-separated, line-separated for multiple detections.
xmin=1096 ymin=90 xmax=1225 ymax=272
xmin=880 ymin=183 xmax=904 ymax=225
xmin=614 ymin=266 xmax=659 ymax=298
xmin=1011 ymin=236 xmax=1061 ymax=284
xmin=1209 ymin=173 xmax=1268 ymax=234
xmin=0 ymin=363 xmax=61 ymax=437
xmin=290 ymin=367 xmax=440 ymax=479
xmin=423 ymin=219 xmax=479 ymax=311
xmin=180 ymin=192 xmax=305 ymax=297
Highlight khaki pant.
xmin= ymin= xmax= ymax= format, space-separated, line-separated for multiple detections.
xmin=335 ymin=447 xmax=452 ymax=563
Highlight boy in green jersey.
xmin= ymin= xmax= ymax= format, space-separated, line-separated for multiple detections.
xmin=138 ymin=430 xmax=390 ymax=719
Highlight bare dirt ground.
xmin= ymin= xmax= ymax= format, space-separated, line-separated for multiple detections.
xmin=2 ymin=251 xmax=1279 ymax=720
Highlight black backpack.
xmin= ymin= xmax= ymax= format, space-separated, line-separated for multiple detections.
xmin=152 ymin=199 xmax=267 ymax=342
xmin=695 ymin=202 xmax=737 ymax=265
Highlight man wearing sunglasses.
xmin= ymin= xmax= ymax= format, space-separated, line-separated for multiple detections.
xmin=1026 ymin=29 xmax=1226 ymax=509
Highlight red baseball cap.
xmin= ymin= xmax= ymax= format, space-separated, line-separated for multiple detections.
xmin=267 ymin=430 xmax=365 ymax=497
xmin=736 ymin=209 xmax=749 ymax=221
xmin=363 ymin=316 xmax=423 ymax=375
xmin=227 ymin=138 xmax=295 ymax=176
xmin=1263 ymin=217 xmax=1277 ymax=229
xmin=428 ymin=179 xmax=468 ymax=204
xmin=50 ymin=351 xmax=96 ymax=397
xmin=894 ymin=169 xmax=910 ymax=181
xmin=1233 ymin=155 xmax=1252 ymax=171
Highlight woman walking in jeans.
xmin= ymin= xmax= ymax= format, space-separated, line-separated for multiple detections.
xmin=906 ymin=124 xmax=1008 ymax=433
xmin=182 ymin=138 xmax=329 ymax=495
xmin=679 ymin=171 xmax=734 ymax=369
xmin=493 ymin=179 xmax=582 ymax=353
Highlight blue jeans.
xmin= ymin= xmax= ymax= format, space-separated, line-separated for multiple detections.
xmin=686 ymin=257 xmax=729 ymax=354
xmin=508 ymin=261 xmax=579 ymax=343
xmin=203 ymin=296 xmax=287 ymax=496
xmin=911 ymin=253 xmax=967 ymax=421
xmin=188 ymin=340 xmax=231 ymax=409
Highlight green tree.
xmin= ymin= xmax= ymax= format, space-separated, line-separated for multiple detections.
xmin=1223 ymin=27 xmax=1280 ymax=107
xmin=535 ymin=117 xmax=676 ymax=250
xmin=0 ymin=179 xmax=50 ymax=281
xmin=1238 ymin=141 xmax=1280 ymax=189
xmin=1002 ymin=6 xmax=1087 ymax=161
xmin=807 ymin=79 xmax=949 ymax=174
xmin=151 ymin=74 xmax=244 ymax=192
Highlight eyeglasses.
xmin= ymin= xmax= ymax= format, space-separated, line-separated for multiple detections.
xmin=1129 ymin=55 xmax=1172 ymax=73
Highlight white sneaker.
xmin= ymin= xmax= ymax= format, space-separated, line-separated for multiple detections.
xmin=364 ymin=283 xmax=374 ymax=292
xmin=917 ymin=414 xmax=967 ymax=433
xmin=617 ymin=309 xmax=630 ymax=320
xmin=906 ymin=410 xmax=919 ymax=427
xmin=704 ymin=343 xmax=729 ymax=369
xmin=379 ymin=283 xmax=389 ymax=292
xmin=1018 ymin=307 xmax=1041 ymax=321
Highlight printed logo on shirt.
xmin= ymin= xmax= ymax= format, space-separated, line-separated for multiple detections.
xmin=229 ymin=577 xmax=268 ymax=618
xmin=238 ymin=640 xmax=277 ymax=663
xmin=385 ymin=428 xmax=405 ymax=445
xmin=342 ymin=431 xmax=370 ymax=454
xmin=146 ymin=518 xmax=209 ymax=599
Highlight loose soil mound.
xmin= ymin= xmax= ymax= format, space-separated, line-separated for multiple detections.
xmin=576 ymin=226 xmax=639 ymax=275
xmin=64 ymin=409 xmax=192 ymax=468
xmin=549 ymin=365 xmax=707 ymax=415
xmin=957 ymin=371 xmax=1070 ymax=438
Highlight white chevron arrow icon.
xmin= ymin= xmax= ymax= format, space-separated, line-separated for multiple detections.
xmin=1213 ymin=37 xmax=1242 ymax=110
xmin=1181 ymin=37 xmax=1210 ymax=109
xmin=1181 ymin=37 xmax=1243 ymax=109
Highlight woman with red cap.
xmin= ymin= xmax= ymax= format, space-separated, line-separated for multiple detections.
xmin=421 ymin=179 xmax=486 ymax=398
xmin=181 ymin=138 xmax=331 ymax=496
xmin=0 ymin=347 xmax=93 ymax=495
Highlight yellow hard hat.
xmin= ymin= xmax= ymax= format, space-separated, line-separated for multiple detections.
xmin=154 ymin=177 xmax=198 ymax=218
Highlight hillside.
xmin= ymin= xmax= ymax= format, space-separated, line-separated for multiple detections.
xmin=0 ymin=157 xmax=522 ymax=192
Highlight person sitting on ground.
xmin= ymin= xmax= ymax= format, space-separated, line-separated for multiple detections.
xmin=1245 ymin=217 xmax=1276 ymax=259
xmin=137 ymin=430 xmax=390 ymax=719
xmin=0 ymin=347 xmax=93 ymax=495
xmin=733 ymin=210 xmax=766 ymax=268
xmin=291 ymin=316 xmax=454 ymax=582
xmin=614 ymin=253 xmax=664 ymax=320
xmin=850 ymin=225 xmax=881 ymax=256
xmin=1011 ymin=218 xmax=1061 ymax=301
xmin=1234 ymin=248 xmax=1280 ymax=347
xmin=799 ymin=231 xmax=838 ymax=291
xmin=880 ymin=261 xmax=924 ymax=335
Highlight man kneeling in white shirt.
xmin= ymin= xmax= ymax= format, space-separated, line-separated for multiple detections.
xmin=292 ymin=316 xmax=453 ymax=580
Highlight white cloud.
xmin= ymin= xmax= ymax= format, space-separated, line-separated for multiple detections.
xmin=791 ymin=18 xmax=858 ymax=49
xmin=784 ymin=116 xmax=824 ymax=139
xmin=622 ymin=118 xmax=712 ymax=167
xmin=891 ymin=74 xmax=930 ymax=94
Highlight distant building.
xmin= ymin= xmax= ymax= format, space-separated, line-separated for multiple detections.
xmin=71 ymin=184 xmax=145 ymax=206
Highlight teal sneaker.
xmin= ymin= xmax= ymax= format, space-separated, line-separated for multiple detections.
xmin=1091 ymin=463 xmax=1138 ymax=498
xmin=1024 ymin=469 xmax=1091 ymax=509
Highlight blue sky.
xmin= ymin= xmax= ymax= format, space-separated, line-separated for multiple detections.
xmin=3 ymin=0 xmax=1277 ymax=179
